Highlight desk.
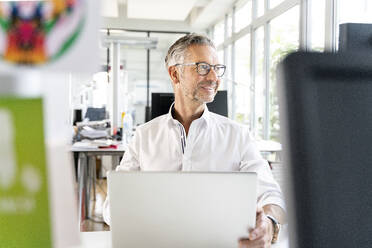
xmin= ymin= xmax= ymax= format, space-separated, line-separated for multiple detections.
xmin=257 ymin=140 xmax=282 ymax=162
xmin=80 ymin=225 xmax=289 ymax=248
xmin=72 ymin=140 xmax=281 ymax=229
xmin=71 ymin=143 xmax=126 ymax=226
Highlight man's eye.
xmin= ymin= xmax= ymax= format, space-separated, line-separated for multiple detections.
xmin=199 ymin=64 xmax=209 ymax=70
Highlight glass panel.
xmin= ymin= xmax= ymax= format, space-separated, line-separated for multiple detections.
xmin=226 ymin=45 xmax=233 ymax=118
xmin=257 ymin=0 xmax=265 ymax=17
xmin=338 ymin=0 xmax=372 ymax=23
xmin=270 ymin=0 xmax=284 ymax=9
xmin=214 ymin=20 xmax=225 ymax=46
xmin=218 ymin=50 xmax=224 ymax=65
xmin=218 ymin=50 xmax=226 ymax=90
xmin=254 ymin=27 xmax=265 ymax=139
xmin=235 ymin=1 xmax=252 ymax=32
xmin=227 ymin=13 xmax=233 ymax=37
xmin=234 ymin=34 xmax=251 ymax=125
xmin=269 ymin=6 xmax=299 ymax=141
xmin=311 ymin=0 xmax=325 ymax=51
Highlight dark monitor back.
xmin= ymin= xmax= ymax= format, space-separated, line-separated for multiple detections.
xmin=278 ymin=51 xmax=372 ymax=248
xmin=339 ymin=23 xmax=372 ymax=52
xmin=150 ymin=93 xmax=175 ymax=120
xmin=151 ymin=90 xmax=228 ymax=120
xmin=85 ymin=107 xmax=106 ymax=121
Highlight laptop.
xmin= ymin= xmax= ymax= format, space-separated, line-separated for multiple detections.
xmin=107 ymin=171 xmax=257 ymax=248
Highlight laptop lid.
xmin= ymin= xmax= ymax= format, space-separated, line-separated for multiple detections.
xmin=108 ymin=171 xmax=257 ymax=248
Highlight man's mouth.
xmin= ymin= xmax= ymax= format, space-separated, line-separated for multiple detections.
xmin=199 ymin=82 xmax=217 ymax=92
xmin=201 ymin=86 xmax=215 ymax=91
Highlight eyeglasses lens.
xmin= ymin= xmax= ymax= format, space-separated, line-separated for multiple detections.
xmin=197 ymin=63 xmax=225 ymax=77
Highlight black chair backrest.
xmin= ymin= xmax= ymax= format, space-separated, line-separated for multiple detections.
xmin=278 ymin=51 xmax=372 ymax=248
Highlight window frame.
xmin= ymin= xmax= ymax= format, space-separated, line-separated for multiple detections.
xmin=209 ymin=0 xmax=340 ymax=140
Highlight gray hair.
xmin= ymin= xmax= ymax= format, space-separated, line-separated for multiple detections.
xmin=165 ymin=33 xmax=216 ymax=69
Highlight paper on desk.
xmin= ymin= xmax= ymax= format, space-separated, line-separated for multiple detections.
xmin=73 ymin=139 xmax=120 ymax=149
xmin=91 ymin=139 xmax=120 ymax=147
xmin=80 ymin=126 xmax=109 ymax=139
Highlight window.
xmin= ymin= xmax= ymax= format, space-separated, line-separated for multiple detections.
xmin=257 ymin=0 xmax=265 ymax=17
xmin=218 ymin=50 xmax=225 ymax=90
xmin=235 ymin=1 xmax=252 ymax=32
xmin=234 ymin=34 xmax=251 ymax=125
xmin=254 ymin=27 xmax=265 ymax=139
xmin=270 ymin=0 xmax=284 ymax=9
xmin=338 ymin=0 xmax=372 ymax=24
xmin=311 ymin=0 xmax=325 ymax=51
xmin=227 ymin=13 xmax=233 ymax=38
xmin=212 ymin=0 xmax=304 ymax=142
xmin=269 ymin=6 xmax=299 ymax=141
xmin=214 ymin=20 xmax=225 ymax=46
xmin=226 ymin=45 xmax=233 ymax=118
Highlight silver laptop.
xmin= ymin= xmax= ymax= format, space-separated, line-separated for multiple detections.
xmin=107 ymin=171 xmax=257 ymax=248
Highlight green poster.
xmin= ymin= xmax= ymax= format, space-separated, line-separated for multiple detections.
xmin=0 ymin=98 xmax=52 ymax=248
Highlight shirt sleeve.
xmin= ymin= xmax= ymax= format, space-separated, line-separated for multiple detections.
xmin=116 ymin=130 xmax=141 ymax=171
xmin=102 ymin=130 xmax=142 ymax=225
xmin=239 ymin=128 xmax=286 ymax=211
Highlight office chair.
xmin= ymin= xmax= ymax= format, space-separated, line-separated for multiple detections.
xmin=278 ymin=51 xmax=372 ymax=248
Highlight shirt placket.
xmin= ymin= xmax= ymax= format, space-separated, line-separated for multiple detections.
xmin=179 ymin=124 xmax=186 ymax=154
xmin=176 ymin=123 xmax=187 ymax=171
xmin=182 ymin=120 xmax=200 ymax=171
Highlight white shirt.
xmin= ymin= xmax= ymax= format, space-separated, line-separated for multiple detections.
xmin=103 ymin=105 xmax=285 ymax=225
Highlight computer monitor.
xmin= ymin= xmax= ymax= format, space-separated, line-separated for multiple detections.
xmin=85 ymin=107 xmax=106 ymax=121
xmin=150 ymin=93 xmax=175 ymax=120
xmin=150 ymin=90 xmax=228 ymax=120
xmin=278 ymin=51 xmax=372 ymax=247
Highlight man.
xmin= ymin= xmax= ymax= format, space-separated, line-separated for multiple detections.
xmin=103 ymin=33 xmax=285 ymax=247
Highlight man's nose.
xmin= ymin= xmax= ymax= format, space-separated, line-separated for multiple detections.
xmin=205 ymin=66 xmax=218 ymax=81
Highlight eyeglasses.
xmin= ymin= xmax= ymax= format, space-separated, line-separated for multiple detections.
xmin=174 ymin=62 xmax=226 ymax=77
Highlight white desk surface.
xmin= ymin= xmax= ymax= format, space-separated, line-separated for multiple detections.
xmin=256 ymin=140 xmax=282 ymax=152
xmin=79 ymin=225 xmax=289 ymax=248
xmin=71 ymin=141 xmax=126 ymax=152
xmin=71 ymin=140 xmax=280 ymax=153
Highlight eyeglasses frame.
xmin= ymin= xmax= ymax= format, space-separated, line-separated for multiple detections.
xmin=174 ymin=62 xmax=226 ymax=77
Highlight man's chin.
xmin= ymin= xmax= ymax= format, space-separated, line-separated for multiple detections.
xmin=194 ymin=91 xmax=216 ymax=103
xmin=204 ymin=98 xmax=215 ymax=103
xmin=199 ymin=95 xmax=215 ymax=104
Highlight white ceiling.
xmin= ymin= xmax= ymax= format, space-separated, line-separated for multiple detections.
xmin=99 ymin=0 xmax=240 ymax=90
xmin=127 ymin=0 xmax=197 ymax=21
xmin=101 ymin=0 xmax=237 ymax=31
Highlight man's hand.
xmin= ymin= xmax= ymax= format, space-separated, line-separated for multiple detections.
xmin=238 ymin=207 xmax=274 ymax=248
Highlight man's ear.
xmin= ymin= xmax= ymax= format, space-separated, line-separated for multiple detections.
xmin=168 ymin=66 xmax=180 ymax=85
